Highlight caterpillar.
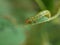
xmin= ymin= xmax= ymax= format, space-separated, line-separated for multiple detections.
xmin=25 ymin=10 xmax=51 ymax=24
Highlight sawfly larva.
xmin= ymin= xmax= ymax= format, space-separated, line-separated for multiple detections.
xmin=25 ymin=10 xmax=51 ymax=24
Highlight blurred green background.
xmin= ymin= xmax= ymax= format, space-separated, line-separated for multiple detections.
xmin=0 ymin=0 xmax=60 ymax=45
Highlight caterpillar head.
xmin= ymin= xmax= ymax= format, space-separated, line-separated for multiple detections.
xmin=25 ymin=18 xmax=32 ymax=24
xmin=25 ymin=17 xmax=36 ymax=24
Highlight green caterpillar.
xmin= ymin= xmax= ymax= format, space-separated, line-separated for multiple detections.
xmin=25 ymin=10 xmax=51 ymax=24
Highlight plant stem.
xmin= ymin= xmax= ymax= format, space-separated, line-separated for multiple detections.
xmin=35 ymin=0 xmax=46 ymax=10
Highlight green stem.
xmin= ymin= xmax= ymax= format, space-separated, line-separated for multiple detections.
xmin=35 ymin=0 xmax=47 ymax=10
xmin=40 ymin=30 xmax=51 ymax=45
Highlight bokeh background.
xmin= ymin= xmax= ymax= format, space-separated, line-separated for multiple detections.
xmin=0 ymin=0 xmax=60 ymax=45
